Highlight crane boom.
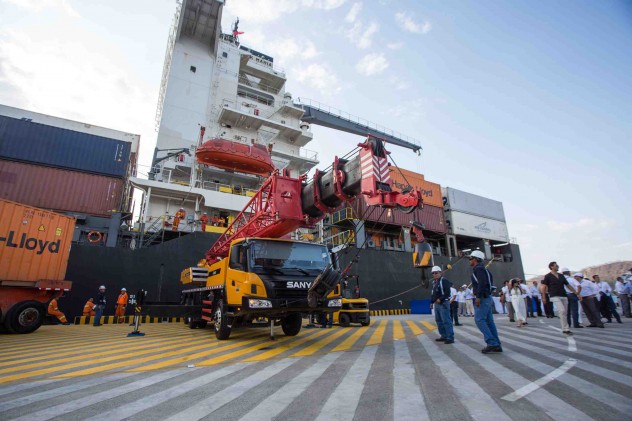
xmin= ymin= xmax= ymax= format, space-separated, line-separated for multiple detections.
xmin=205 ymin=136 xmax=424 ymax=265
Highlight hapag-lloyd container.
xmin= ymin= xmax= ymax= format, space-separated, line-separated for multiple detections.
xmin=446 ymin=210 xmax=509 ymax=241
xmin=0 ymin=198 xmax=75 ymax=282
xmin=443 ymin=187 xmax=505 ymax=222
xmin=388 ymin=168 xmax=443 ymax=208
xmin=0 ymin=159 xmax=124 ymax=217
xmin=0 ymin=115 xmax=131 ymax=178
xmin=351 ymin=201 xmax=447 ymax=234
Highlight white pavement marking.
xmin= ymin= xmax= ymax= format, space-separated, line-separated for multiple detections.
xmin=9 ymin=369 xmax=189 ymax=421
xmin=501 ymin=359 xmax=578 ymax=402
xmin=417 ymin=335 xmax=511 ymax=421
xmin=393 ymin=339 xmax=428 ymax=420
xmin=0 ymin=372 xmax=134 ymax=411
xmin=547 ymin=325 xmax=577 ymax=351
xmin=165 ymin=358 xmax=296 ymax=421
xmin=455 ymin=329 xmax=592 ymax=421
xmin=0 ymin=379 xmax=63 ymax=398
xmin=98 ymin=363 xmax=252 ymax=420
xmin=315 ymin=344 xmax=378 ymax=421
xmin=238 ymin=353 xmax=342 ymax=421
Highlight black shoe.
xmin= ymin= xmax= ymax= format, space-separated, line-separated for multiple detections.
xmin=574 ymin=325 xmax=584 ymax=328
xmin=587 ymin=324 xmax=598 ymax=327
xmin=606 ymin=320 xmax=612 ymax=324
xmin=598 ymin=324 xmax=605 ymax=328
xmin=482 ymin=345 xmax=503 ymax=354
xmin=454 ymin=323 xmax=463 ymax=326
xmin=509 ymin=319 xmax=515 ymax=322
xmin=435 ymin=337 xmax=446 ymax=342
xmin=617 ymin=320 xmax=623 ymax=324
xmin=444 ymin=339 xmax=454 ymax=344
xmin=62 ymin=322 xmax=71 ymax=325
xmin=563 ymin=331 xmax=573 ymax=335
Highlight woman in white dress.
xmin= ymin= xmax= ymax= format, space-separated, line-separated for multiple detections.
xmin=510 ymin=278 xmax=527 ymax=327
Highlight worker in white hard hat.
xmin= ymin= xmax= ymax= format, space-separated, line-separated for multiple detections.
xmin=468 ymin=250 xmax=502 ymax=353
xmin=430 ymin=265 xmax=454 ymax=344
xmin=93 ymin=285 xmax=107 ymax=326
xmin=116 ymin=288 xmax=129 ymax=324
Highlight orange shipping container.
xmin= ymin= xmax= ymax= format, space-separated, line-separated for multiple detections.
xmin=388 ymin=168 xmax=443 ymax=208
xmin=0 ymin=199 xmax=75 ymax=282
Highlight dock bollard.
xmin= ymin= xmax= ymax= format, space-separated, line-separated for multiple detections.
xmin=128 ymin=289 xmax=147 ymax=337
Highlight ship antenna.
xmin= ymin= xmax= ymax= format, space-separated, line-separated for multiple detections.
xmin=232 ymin=18 xmax=243 ymax=44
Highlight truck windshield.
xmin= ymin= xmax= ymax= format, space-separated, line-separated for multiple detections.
xmin=250 ymin=241 xmax=330 ymax=273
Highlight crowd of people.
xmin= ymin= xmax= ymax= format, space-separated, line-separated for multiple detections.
xmin=46 ymin=285 xmax=130 ymax=326
xmin=431 ymin=254 xmax=631 ymax=354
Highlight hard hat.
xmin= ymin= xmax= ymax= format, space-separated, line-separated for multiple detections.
xmin=99 ymin=285 xmax=106 ymax=289
xmin=462 ymin=284 xmax=467 ymax=288
xmin=431 ymin=266 xmax=442 ymax=273
xmin=121 ymin=288 xmax=126 ymax=291
xmin=573 ymin=272 xmax=583 ymax=278
xmin=468 ymin=250 xmax=485 ymax=260
xmin=561 ymin=267 xmax=570 ymax=273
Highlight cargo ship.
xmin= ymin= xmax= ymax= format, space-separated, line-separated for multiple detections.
xmin=0 ymin=0 xmax=524 ymax=319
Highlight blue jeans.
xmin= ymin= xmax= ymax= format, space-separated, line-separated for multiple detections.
xmin=94 ymin=305 xmax=105 ymax=325
xmin=474 ymin=296 xmax=501 ymax=347
xmin=566 ymin=293 xmax=580 ymax=327
xmin=434 ymin=301 xmax=454 ymax=340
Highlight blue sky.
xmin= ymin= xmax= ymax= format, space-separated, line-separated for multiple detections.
xmin=1 ymin=0 xmax=630 ymax=277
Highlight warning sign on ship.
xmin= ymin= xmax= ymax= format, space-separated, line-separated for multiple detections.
xmin=38 ymin=224 xmax=45 ymax=231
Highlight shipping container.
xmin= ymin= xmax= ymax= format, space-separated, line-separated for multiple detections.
xmin=443 ymin=187 xmax=505 ymax=222
xmin=388 ymin=168 xmax=443 ymax=208
xmin=351 ymin=201 xmax=447 ymax=234
xmin=0 ymin=115 xmax=131 ymax=178
xmin=0 ymin=198 xmax=75 ymax=282
xmin=446 ymin=210 xmax=509 ymax=242
xmin=0 ymin=159 xmax=125 ymax=217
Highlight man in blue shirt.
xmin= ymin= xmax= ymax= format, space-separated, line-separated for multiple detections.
xmin=469 ymin=250 xmax=502 ymax=353
xmin=430 ymin=266 xmax=454 ymax=344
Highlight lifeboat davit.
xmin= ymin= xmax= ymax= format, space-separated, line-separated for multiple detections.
xmin=196 ymin=138 xmax=274 ymax=176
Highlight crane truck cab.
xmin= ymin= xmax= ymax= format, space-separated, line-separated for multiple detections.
xmin=181 ymin=237 xmax=342 ymax=340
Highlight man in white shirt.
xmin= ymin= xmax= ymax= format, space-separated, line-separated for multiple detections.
xmin=457 ymin=286 xmax=467 ymax=317
xmin=520 ymin=280 xmax=533 ymax=318
xmin=500 ymin=280 xmax=515 ymax=322
xmin=449 ymin=285 xmax=462 ymax=326
xmin=614 ymin=275 xmax=631 ymax=318
xmin=578 ymin=274 xmax=604 ymax=328
xmin=593 ymin=275 xmax=622 ymax=323
xmin=465 ymin=285 xmax=475 ymax=317
xmin=530 ymin=281 xmax=543 ymax=317
xmin=562 ymin=268 xmax=582 ymax=328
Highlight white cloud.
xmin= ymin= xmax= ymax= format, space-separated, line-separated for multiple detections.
xmin=224 ymin=0 xmax=346 ymax=24
xmin=2 ymin=0 xmax=79 ymax=17
xmin=345 ymin=2 xmax=362 ymax=23
xmin=395 ymin=12 xmax=431 ymax=34
xmin=387 ymin=41 xmax=404 ymax=50
xmin=346 ymin=21 xmax=379 ymax=49
xmin=355 ymin=52 xmax=389 ymax=76
xmin=294 ymin=63 xmax=342 ymax=96
xmin=388 ymin=76 xmax=409 ymax=91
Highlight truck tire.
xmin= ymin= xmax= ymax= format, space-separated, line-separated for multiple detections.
xmin=361 ymin=315 xmax=371 ymax=327
xmin=5 ymin=301 xmax=45 ymax=334
xmin=214 ymin=299 xmax=231 ymax=340
xmin=339 ymin=313 xmax=351 ymax=327
xmin=281 ymin=313 xmax=302 ymax=336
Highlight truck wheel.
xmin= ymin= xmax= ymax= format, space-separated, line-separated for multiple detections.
xmin=339 ymin=313 xmax=351 ymax=327
xmin=361 ymin=315 xmax=371 ymax=327
xmin=281 ymin=313 xmax=302 ymax=336
xmin=5 ymin=301 xmax=45 ymax=334
xmin=214 ymin=299 xmax=231 ymax=340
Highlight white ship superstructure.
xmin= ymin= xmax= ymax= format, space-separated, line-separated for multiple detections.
xmin=131 ymin=0 xmax=318 ymax=236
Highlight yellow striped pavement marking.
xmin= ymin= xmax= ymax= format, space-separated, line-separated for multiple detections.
xmin=290 ymin=327 xmax=350 ymax=357
xmin=126 ymin=336 xmax=274 ymax=372
xmin=420 ymin=321 xmax=437 ymax=331
xmin=405 ymin=320 xmax=424 ymax=336
xmin=392 ymin=320 xmax=405 ymax=340
xmin=244 ymin=328 xmax=331 ymax=362
xmin=197 ymin=335 xmax=300 ymax=366
xmin=365 ymin=320 xmax=387 ymax=347
xmin=330 ymin=326 xmax=370 ymax=353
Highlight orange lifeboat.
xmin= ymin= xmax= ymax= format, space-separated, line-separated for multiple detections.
xmin=196 ymin=138 xmax=274 ymax=176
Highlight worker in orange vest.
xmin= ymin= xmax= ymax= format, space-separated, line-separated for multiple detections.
xmin=115 ymin=288 xmax=129 ymax=323
xmin=200 ymin=212 xmax=209 ymax=232
xmin=48 ymin=296 xmax=70 ymax=325
xmin=83 ymin=298 xmax=96 ymax=316
xmin=173 ymin=208 xmax=186 ymax=231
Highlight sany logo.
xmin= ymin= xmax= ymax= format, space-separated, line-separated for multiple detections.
xmin=0 ymin=231 xmax=61 ymax=255
xmin=286 ymin=281 xmax=312 ymax=289
xmin=475 ymin=222 xmax=492 ymax=234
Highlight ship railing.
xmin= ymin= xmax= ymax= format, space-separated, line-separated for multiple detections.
xmin=155 ymin=1 xmax=182 ymax=132
xmin=332 ymin=207 xmax=357 ymax=224
xmin=237 ymin=89 xmax=274 ymax=106
xmin=294 ymin=98 xmax=422 ymax=150
xmin=299 ymin=148 xmax=318 ymax=161
xmin=322 ymin=230 xmax=355 ymax=246
xmin=238 ymin=75 xmax=280 ymax=95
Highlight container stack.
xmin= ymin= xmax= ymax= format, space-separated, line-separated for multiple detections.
xmin=0 ymin=106 xmax=140 ymax=218
xmin=442 ymin=187 xmax=508 ymax=242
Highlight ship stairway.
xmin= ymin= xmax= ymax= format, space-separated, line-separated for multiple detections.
xmin=294 ymin=98 xmax=422 ymax=153
xmin=142 ymin=216 xmax=167 ymax=247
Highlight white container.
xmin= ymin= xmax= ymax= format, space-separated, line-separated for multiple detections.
xmin=446 ymin=211 xmax=509 ymax=242
xmin=443 ymin=187 xmax=505 ymax=222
